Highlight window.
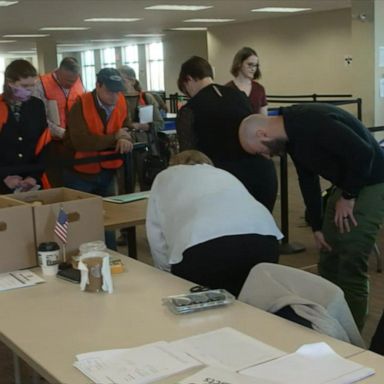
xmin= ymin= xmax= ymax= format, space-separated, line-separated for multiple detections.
xmin=122 ymin=45 xmax=139 ymax=78
xmin=146 ymin=42 xmax=164 ymax=91
xmin=81 ymin=50 xmax=96 ymax=91
xmin=101 ymin=48 xmax=116 ymax=68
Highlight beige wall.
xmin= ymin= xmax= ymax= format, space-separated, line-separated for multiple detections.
xmin=207 ymin=9 xmax=377 ymax=121
xmin=351 ymin=0 xmax=374 ymax=126
xmin=374 ymin=0 xmax=384 ymax=129
xmin=163 ymin=31 xmax=208 ymax=95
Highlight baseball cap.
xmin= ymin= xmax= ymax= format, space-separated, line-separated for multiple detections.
xmin=96 ymin=68 xmax=125 ymax=92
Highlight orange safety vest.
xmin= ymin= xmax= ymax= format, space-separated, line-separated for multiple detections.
xmin=74 ymin=92 xmax=127 ymax=174
xmin=34 ymin=128 xmax=52 ymax=189
xmin=138 ymin=92 xmax=146 ymax=106
xmin=41 ymin=72 xmax=84 ymax=128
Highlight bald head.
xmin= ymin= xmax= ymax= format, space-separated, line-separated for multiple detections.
xmin=239 ymin=114 xmax=287 ymax=158
xmin=239 ymin=114 xmax=269 ymax=153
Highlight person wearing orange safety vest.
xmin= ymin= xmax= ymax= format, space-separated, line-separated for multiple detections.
xmin=63 ymin=67 xmax=133 ymax=198
xmin=33 ymin=57 xmax=85 ymax=188
xmin=117 ymin=65 xmax=164 ymax=188
xmin=0 ymin=59 xmax=51 ymax=194
xmin=33 ymin=57 xmax=85 ymax=140
xmin=115 ymin=66 xmax=167 ymax=246
xmin=63 ymin=68 xmax=133 ymax=250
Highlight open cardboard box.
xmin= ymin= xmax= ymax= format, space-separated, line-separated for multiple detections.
xmin=0 ymin=197 xmax=36 ymax=272
xmin=6 ymin=188 xmax=105 ymax=259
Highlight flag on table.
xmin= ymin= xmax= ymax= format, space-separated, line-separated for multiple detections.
xmin=54 ymin=208 xmax=68 ymax=244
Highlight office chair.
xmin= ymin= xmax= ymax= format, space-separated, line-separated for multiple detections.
xmin=238 ymin=263 xmax=365 ymax=347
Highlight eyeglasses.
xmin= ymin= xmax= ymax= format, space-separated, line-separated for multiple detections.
xmin=246 ymin=63 xmax=259 ymax=69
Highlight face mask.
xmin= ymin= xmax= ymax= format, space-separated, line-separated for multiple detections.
xmin=10 ymin=85 xmax=32 ymax=102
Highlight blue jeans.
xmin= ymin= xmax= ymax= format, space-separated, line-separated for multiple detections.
xmin=63 ymin=168 xmax=117 ymax=250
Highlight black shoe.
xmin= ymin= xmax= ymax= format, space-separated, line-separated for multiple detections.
xmin=116 ymin=235 xmax=128 ymax=246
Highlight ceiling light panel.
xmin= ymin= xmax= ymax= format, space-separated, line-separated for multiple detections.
xmin=170 ymin=27 xmax=207 ymax=31
xmin=57 ymin=44 xmax=86 ymax=46
xmin=0 ymin=1 xmax=18 ymax=6
xmin=251 ymin=7 xmax=311 ymax=13
xmin=84 ymin=18 xmax=141 ymax=22
xmin=8 ymin=51 xmax=36 ymax=54
xmin=125 ymin=34 xmax=164 ymax=37
xmin=0 ymin=40 xmax=16 ymax=43
xmin=40 ymin=27 xmax=90 ymax=31
xmin=90 ymin=39 xmax=124 ymax=42
xmin=145 ymin=5 xmax=212 ymax=11
xmin=3 ymin=34 xmax=49 ymax=37
xmin=184 ymin=18 xmax=234 ymax=22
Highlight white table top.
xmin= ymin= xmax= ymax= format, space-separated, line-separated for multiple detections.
xmin=0 ymin=255 xmax=365 ymax=384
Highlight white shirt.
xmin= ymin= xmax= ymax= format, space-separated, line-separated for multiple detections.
xmin=146 ymin=164 xmax=283 ymax=271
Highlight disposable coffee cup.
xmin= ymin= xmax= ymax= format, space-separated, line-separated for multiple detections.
xmin=38 ymin=242 xmax=60 ymax=276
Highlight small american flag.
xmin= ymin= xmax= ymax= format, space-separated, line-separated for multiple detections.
xmin=54 ymin=208 xmax=68 ymax=244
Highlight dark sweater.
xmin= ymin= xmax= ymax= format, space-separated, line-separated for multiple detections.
xmin=177 ymin=83 xmax=253 ymax=161
xmin=283 ymin=103 xmax=384 ymax=230
xmin=176 ymin=83 xmax=278 ymax=211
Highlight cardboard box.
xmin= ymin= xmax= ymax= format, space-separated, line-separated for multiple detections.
xmin=6 ymin=188 xmax=105 ymax=258
xmin=0 ymin=197 xmax=36 ymax=272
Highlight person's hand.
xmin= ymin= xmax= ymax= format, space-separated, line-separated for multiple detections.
xmin=334 ymin=196 xmax=357 ymax=233
xmin=115 ymin=129 xmax=131 ymax=141
xmin=313 ymin=230 xmax=332 ymax=252
xmin=130 ymin=122 xmax=140 ymax=130
xmin=115 ymin=138 xmax=133 ymax=154
xmin=130 ymin=122 xmax=149 ymax=131
xmin=138 ymin=123 xmax=150 ymax=131
xmin=3 ymin=175 xmax=22 ymax=190
xmin=19 ymin=177 xmax=37 ymax=192
xmin=54 ymin=126 xmax=66 ymax=139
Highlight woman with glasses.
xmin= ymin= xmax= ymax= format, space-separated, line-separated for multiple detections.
xmin=227 ymin=47 xmax=268 ymax=115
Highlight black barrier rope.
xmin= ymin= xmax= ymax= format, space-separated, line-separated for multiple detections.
xmin=368 ymin=126 xmax=384 ymax=133
xmin=267 ymin=93 xmax=353 ymax=100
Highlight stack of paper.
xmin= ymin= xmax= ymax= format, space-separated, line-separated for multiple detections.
xmin=139 ymin=105 xmax=154 ymax=124
xmin=74 ymin=341 xmax=201 ymax=384
xmin=74 ymin=328 xmax=375 ymax=384
xmin=0 ymin=270 xmax=45 ymax=291
xmin=178 ymin=366 xmax=279 ymax=384
xmin=170 ymin=327 xmax=285 ymax=371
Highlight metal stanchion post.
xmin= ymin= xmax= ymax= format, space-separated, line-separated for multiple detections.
xmin=278 ymin=153 xmax=306 ymax=254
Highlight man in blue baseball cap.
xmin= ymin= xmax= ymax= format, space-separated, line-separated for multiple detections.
xmin=63 ymin=67 xmax=133 ymax=249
